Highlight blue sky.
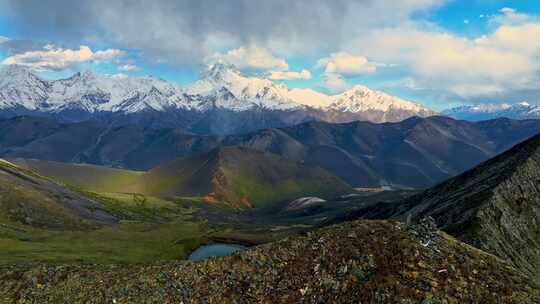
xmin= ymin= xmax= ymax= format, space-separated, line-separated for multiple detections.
xmin=430 ymin=1 xmax=540 ymax=33
xmin=1 ymin=0 xmax=540 ymax=111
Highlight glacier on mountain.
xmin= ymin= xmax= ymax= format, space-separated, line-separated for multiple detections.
xmin=0 ymin=63 xmax=434 ymax=116
xmin=0 ymin=63 xmax=437 ymax=134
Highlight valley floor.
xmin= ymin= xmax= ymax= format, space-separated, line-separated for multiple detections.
xmin=0 ymin=163 xmax=416 ymax=265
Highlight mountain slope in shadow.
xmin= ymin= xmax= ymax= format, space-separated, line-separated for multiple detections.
xmin=3 ymin=115 xmax=540 ymax=188
xmin=336 ymin=133 xmax=540 ymax=277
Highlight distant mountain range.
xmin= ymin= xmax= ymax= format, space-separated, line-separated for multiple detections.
xmin=443 ymin=102 xmax=540 ymax=121
xmin=0 ymin=64 xmax=435 ymax=134
xmin=3 ymin=115 xmax=540 ymax=189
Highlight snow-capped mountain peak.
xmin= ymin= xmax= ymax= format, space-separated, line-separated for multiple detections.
xmin=0 ymin=64 xmax=32 ymax=77
xmin=0 ymin=63 xmax=435 ymax=127
xmin=0 ymin=65 xmax=50 ymax=110
xmin=75 ymin=69 xmax=97 ymax=79
xmin=443 ymin=102 xmax=540 ymax=121
xmin=286 ymin=88 xmax=333 ymax=109
xmin=329 ymin=85 xmax=431 ymax=113
xmin=186 ymin=63 xmax=301 ymax=111
xmin=0 ymin=65 xmax=44 ymax=87
xmin=203 ymin=62 xmax=240 ymax=82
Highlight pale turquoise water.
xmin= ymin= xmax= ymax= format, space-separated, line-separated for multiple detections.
xmin=188 ymin=243 xmax=246 ymax=261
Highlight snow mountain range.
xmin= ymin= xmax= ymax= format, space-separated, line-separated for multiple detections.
xmin=442 ymin=102 xmax=540 ymax=121
xmin=0 ymin=63 xmax=435 ymax=134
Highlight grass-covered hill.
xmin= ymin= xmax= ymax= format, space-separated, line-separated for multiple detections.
xmin=0 ymin=158 xmax=210 ymax=265
xmin=1 ymin=220 xmax=538 ymax=303
xmin=10 ymin=158 xmax=144 ymax=193
xmin=0 ymin=151 xmax=353 ymax=266
xmin=10 ymin=147 xmax=352 ymax=209
xmin=136 ymin=146 xmax=352 ymax=208
xmin=0 ymin=159 xmax=115 ymax=230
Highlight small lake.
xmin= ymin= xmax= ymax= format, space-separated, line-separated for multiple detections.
xmin=188 ymin=243 xmax=246 ymax=261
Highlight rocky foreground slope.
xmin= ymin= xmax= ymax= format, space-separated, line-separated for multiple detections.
xmin=1 ymin=220 xmax=538 ymax=303
xmin=337 ymin=133 xmax=540 ymax=278
xmin=395 ymin=133 xmax=540 ymax=278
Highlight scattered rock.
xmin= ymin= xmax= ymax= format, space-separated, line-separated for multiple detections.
xmin=0 ymin=220 xmax=538 ymax=303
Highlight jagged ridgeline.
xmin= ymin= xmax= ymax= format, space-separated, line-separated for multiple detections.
xmin=341 ymin=133 xmax=540 ymax=278
xmin=0 ymin=64 xmax=434 ymax=135
xmin=3 ymin=115 xmax=540 ymax=189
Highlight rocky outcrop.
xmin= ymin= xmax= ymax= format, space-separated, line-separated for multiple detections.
xmin=1 ymin=220 xmax=538 ymax=303
xmin=349 ymin=134 xmax=540 ymax=277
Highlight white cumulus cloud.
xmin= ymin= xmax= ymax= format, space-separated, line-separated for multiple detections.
xmin=208 ymin=46 xmax=288 ymax=72
xmin=491 ymin=7 xmax=530 ymax=25
xmin=2 ymin=45 xmax=124 ymax=71
xmin=347 ymin=18 xmax=540 ymax=100
xmin=317 ymin=52 xmax=377 ymax=76
xmin=323 ymin=73 xmax=350 ymax=93
xmin=268 ymin=69 xmax=311 ymax=80
xmin=0 ymin=36 xmax=9 ymax=44
xmin=476 ymin=23 xmax=540 ymax=55
xmin=118 ymin=64 xmax=138 ymax=72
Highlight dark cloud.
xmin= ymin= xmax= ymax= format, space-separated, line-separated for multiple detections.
xmin=0 ymin=38 xmax=46 ymax=55
xmin=5 ymin=0 xmax=443 ymax=66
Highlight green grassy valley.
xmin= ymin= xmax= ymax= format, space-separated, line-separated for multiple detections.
xmin=0 ymin=155 xmax=351 ymax=265
xmin=0 ymin=218 xmax=203 ymax=264
xmin=2 ymin=136 xmax=540 ymax=302
xmin=11 ymin=158 xmax=145 ymax=193
xmin=12 ymin=147 xmax=353 ymax=209
xmin=0 ymin=159 xmax=210 ymax=265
